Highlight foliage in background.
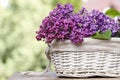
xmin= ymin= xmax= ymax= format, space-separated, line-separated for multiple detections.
xmin=0 ymin=0 xmax=51 ymax=80
xmin=0 ymin=0 xmax=81 ymax=80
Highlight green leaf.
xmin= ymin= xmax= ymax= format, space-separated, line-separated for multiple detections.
xmin=105 ymin=8 xmax=120 ymax=18
xmin=92 ymin=30 xmax=112 ymax=40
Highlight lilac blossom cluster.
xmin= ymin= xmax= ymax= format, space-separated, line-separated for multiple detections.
xmin=36 ymin=4 xmax=120 ymax=44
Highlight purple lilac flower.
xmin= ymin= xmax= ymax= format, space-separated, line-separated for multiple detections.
xmin=74 ymin=8 xmax=120 ymax=37
xmin=89 ymin=10 xmax=120 ymax=34
xmin=36 ymin=4 xmax=74 ymax=43
xmin=36 ymin=4 xmax=120 ymax=44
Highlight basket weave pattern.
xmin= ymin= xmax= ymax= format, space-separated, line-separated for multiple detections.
xmin=50 ymin=38 xmax=120 ymax=77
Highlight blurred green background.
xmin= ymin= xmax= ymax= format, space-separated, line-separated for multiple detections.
xmin=0 ymin=0 xmax=81 ymax=80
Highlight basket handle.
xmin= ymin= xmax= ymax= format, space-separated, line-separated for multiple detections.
xmin=44 ymin=44 xmax=52 ymax=73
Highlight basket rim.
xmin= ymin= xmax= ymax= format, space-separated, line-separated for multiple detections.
xmin=49 ymin=38 xmax=120 ymax=52
xmin=51 ymin=38 xmax=120 ymax=44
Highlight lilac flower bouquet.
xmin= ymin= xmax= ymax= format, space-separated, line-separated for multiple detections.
xmin=36 ymin=4 xmax=120 ymax=44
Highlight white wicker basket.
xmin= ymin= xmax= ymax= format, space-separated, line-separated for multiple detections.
xmin=49 ymin=38 xmax=120 ymax=77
